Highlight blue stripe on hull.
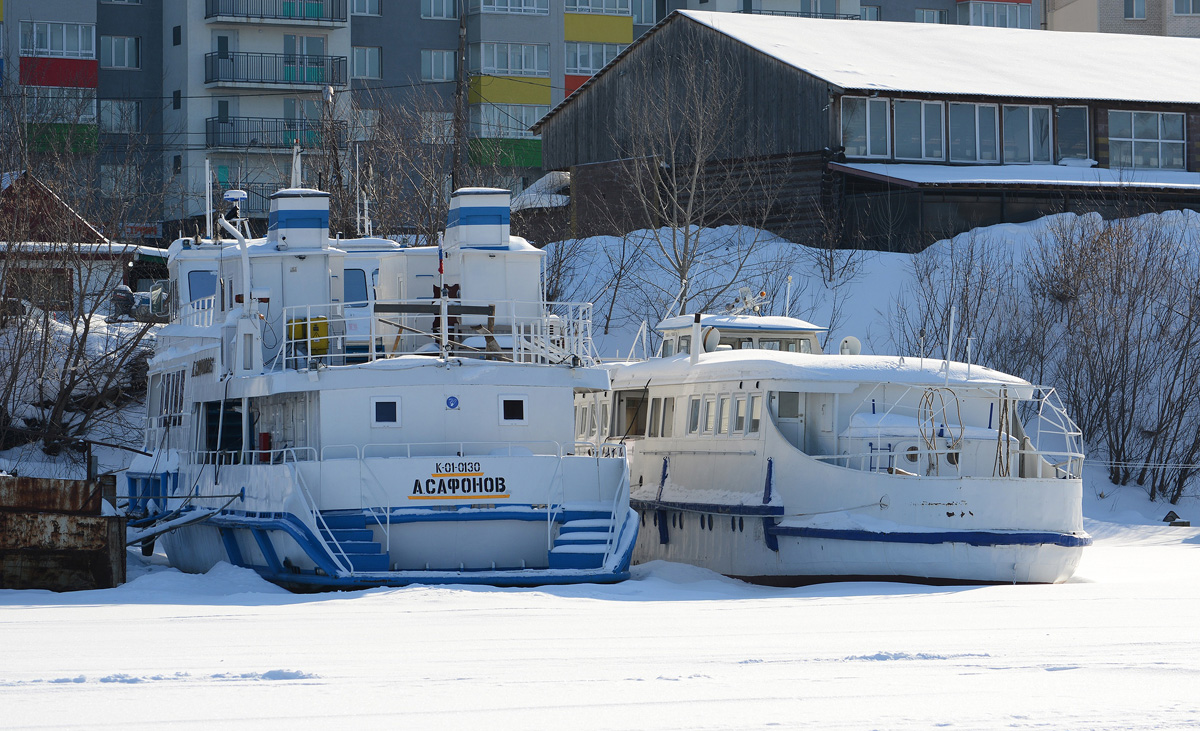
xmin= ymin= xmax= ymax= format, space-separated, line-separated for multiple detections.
xmin=769 ymin=525 xmax=1093 ymax=548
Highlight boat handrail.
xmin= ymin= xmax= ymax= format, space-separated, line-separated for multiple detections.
xmin=812 ymin=444 xmax=1083 ymax=479
xmin=178 ymin=295 xmax=217 ymax=328
xmin=182 ymin=446 xmax=319 ymax=466
xmin=601 ymin=463 xmax=630 ymax=565
xmin=289 ymin=457 xmax=352 ymax=577
xmin=269 ymin=297 xmax=599 ymax=371
xmin=357 ymin=459 xmax=392 ymax=561
xmin=840 ymin=382 xmax=1084 ymax=478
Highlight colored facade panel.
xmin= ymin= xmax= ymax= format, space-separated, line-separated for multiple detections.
xmin=470 ymin=138 xmax=542 ymax=168
xmin=20 ymin=58 xmax=99 ymax=88
xmin=565 ymin=74 xmax=590 ymax=96
xmin=25 ymin=123 xmax=98 ymax=154
xmin=469 ymin=75 xmax=552 ymax=106
xmin=563 ymin=13 xmax=633 ymax=43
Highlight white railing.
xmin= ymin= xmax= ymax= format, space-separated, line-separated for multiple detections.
xmin=835 ymin=383 xmax=1084 ymax=480
xmin=268 ymin=297 xmax=599 ymax=371
xmin=182 ymin=446 xmax=318 ymax=466
xmin=177 ymin=295 xmax=217 ymax=327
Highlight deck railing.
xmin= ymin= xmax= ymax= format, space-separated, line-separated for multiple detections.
xmin=269 ymin=297 xmax=599 ymax=370
xmin=178 ymin=295 xmax=217 ymax=328
xmin=206 ymin=0 xmax=348 ymax=22
xmin=204 ymin=52 xmax=348 ymax=86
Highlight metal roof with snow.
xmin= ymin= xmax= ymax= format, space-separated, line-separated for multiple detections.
xmin=679 ymin=11 xmax=1200 ymax=104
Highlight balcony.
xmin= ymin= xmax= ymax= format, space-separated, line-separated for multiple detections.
xmin=206 ymin=0 xmax=348 ymax=24
xmin=733 ymin=9 xmax=859 ymax=18
xmin=206 ymin=116 xmax=346 ymax=150
xmin=205 ymin=52 xmax=348 ymax=87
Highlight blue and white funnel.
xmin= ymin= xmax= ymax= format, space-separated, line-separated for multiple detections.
xmin=443 ymin=188 xmax=510 ymax=252
xmin=266 ymin=188 xmax=330 ymax=250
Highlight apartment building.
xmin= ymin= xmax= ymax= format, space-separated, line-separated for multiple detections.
xmin=1048 ymin=0 xmax=1200 ymax=35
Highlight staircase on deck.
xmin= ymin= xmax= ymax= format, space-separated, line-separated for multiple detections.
xmin=319 ymin=512 xmax=388 ymax=572
xmin=549 ymin=511 xmax=617 ymax=569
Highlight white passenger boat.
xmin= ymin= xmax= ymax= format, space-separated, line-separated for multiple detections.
xmin=125 ymin=186 xmax=636 ymax=589
xmin=583 ymin=312 xmax=1088 ymax=584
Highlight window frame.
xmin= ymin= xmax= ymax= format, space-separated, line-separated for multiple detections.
xmin=421 ymin=0 xmax=458 ymax=19
xmin=420 ymin=49 xmax=456 ymax=82
xmin=471 ymin=0 xmax=550 ymax=14
xmin=687 ymin=396 xmax=702 ymax=435
xmin=1125 ymin=0 xmax=1146 ymax=18
xmin=499 ymin=395 xmax=528 ymax=425
xmin=472 ymin=41 xmax=550 ymax=78
xmin=861 ymin=4 xmax=881 ymax=19
xmin=370 ymin=396 xmax=402 ymax=427
xmin=1054 ymin=106 xmax=1090 ymax=162
xmin=1108 ymin=110 xmax=1186 ymax=170
xmin=351 ymin=0 xmax=381 ymax=15
xmin=948 ymin=102 xmax=999 ymax=164
xmin=352 ymin=46 xmax=381 ymax=79
xmin=893 ymin=100 xmax=944 ymax=161
xmin=915 ymin=8 xmax=948 ymax=22
xmin=20 ymin=21 xmax=96 ymax=59
xmin=1002 ymin=104 xmax=1053 ymax=164
xmin=100 ymin=35 xmax=140 ymax=69
xmin=99 ymin=99 xmax=140 ymax=134
xmin=565 ymin=0 xmax=632 ymax=15
xmin=841 ymin=96 xmax=890 ymax=159
xmin=1175 ymin=0 xmax=1199 ymax=14
xmin=564 ymin=41 xmax=624 ymax=76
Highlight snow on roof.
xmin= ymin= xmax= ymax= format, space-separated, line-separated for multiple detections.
xmin=657 ymin=313 xmax=826 ymax=332
xmin=610 ymin=349 xmax=1030 ymax=391
xmin=510 ymin=171 xmax=570 ymax=212
xmin=680 ymin=10 xmax=1200 ymax=104
xmin=832 ymin=162 xmax=1200 ymax=191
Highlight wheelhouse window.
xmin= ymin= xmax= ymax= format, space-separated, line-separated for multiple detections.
xmin=1108 ymin=111 xmax=1186 ymax=170
xmin=1003 ymin=105 xmax=1051 ymax=164
xmin=345 ymin=268 xmax=368 ymax=306
xmin=1056 ymin=107 xmax=1089 ymax=161
xmin=661 ymin=397 xmax=675 ymax=438
xmin=371 ymin=397 xmax=401 ymax=427
xmin=648 ymin=397 xmax=662 ymax=437
xmin=842 ymin=97 xmax=889 ymax=158
xmin=748 ymin=395 xmax=762 ymax=434
xmin=734 ymin=397 xmax=747 ymax=434
xmin=717 ymin=396 xmax=730 ymax=435
xmin=687 ymin=397 xmax=701 ymax=434
xmin=661 ymin=339 xmax=675 ymax=357
xmin=949 ymin=102 xmax=998 ymax=163
xmin=187 ymin=270 xmax=217 ymax=303
xmin=702 ymin=396 xmax=716 ymax=435
xmin=894 ymin=100 xmax=944 ymax=160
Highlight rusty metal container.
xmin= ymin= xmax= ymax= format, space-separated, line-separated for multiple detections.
xmin=0 ymin=476 xmax=126 ymax=590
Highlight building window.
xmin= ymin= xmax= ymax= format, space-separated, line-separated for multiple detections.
xmin=173 ymin=90 xmax=181 ymax=110
xmin=422 ymin=0 xmax=457 ymax=18
xmin=1003 ymin=105 xmax=1052 ymax=164
xmin=1125 ymin=0 xmax=1146 ymax=18
xmin=915 ymin=8 xmax=949 ymax=22
xmin=352 ymin=0 xmax=381 ymax=14
xmin=352 ymin=46 xmax=380 ymax=79
xmin=23 ymin=86 xmax=97 ymax=123
xmin=841 ymin=96 xmax=889 ymax=158
xmin=1056 ymin=107 xmax=1089 ymax=161
xmin=564 ymin=42 xmax=623 ymax=75
xmin=19 ymin=22 xmax=95 ymax=59
xmin=173 ymin=155 xmax=182 ymax=175
xmin=470 ymin=0 xmax=550 ymax=13
xmin=960 ymin=2 xmax=1032 ymax=27
xmin=100 ymin=36 xmax=140 ymax=69
xmin=500 ymin=396 xmax=527 ymax=424
xmin=100 ymin=99 xmax=140 ymax=133
xmin=371 ymin=397 xmax=401 ymax=426
xmin=173 ymin=26 xmax=182 ymax=46
xmin=566 ymin=0 xmax=631 ymax=15
xmin=893 ymin=100 xmax=943 ymax=160
xmin=470 ymin=42 xmax=550 ymax=77
xmin=1175 ymin=0 xmax=1200 ymax=13
xmin=949 ymin=102 xmax=998 ymax=163
xmin=100 ymin=164 xmax=138 ymax=198
xmin=421 ymin=111 xmax=455 ymax=144
xmin=632 ymin=0 xmax=656 ymax=22
xmin=470 ymin=103 xmax=547 ymax=139
xmin=1108 ymin=111 xmax=1186 ymax=170
xmin=420 ymin=49 xmax=456 ymax=82
xmin=861 ymin=5 xmax=881 ymax=19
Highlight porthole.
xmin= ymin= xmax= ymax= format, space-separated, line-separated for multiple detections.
xmin=905 ymin=446 xmax=919 ymax=463
xmin=671 ymin=513 xmax=676 ymax=528
xmin=707 ymin=514 xmax=713 ymax=530
xmin=739 ymin=516 xmax=744 ymax=532
xmin=731 ymin=516 xmax=737 ymax=532
xmin=946 ymin=451 xmax=960 ymax=466
xmin=653 ymin=512 xmax=658 ymax=527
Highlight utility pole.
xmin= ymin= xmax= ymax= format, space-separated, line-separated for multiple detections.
xmin=451 ymin=0 xmax=468 ymax=190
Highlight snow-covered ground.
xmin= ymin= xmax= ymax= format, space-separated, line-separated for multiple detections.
xmin=2 ymin=481 xmax=1197 ymax=730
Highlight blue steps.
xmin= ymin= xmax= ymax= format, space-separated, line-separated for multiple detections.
xmin=319 ymin=512 xmax=388 ymax=573
xmin=549 ymin=517 xmax=616 ymax=569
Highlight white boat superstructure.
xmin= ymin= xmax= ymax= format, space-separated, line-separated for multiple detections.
xmin=583 ymin=313 xmax=1088 ymax=584
xmin=126 ymin=187 xmax=636 ymax=589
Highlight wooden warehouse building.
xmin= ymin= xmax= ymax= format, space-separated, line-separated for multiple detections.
xmin=533 ymin=11 xmax=1200 ymax=250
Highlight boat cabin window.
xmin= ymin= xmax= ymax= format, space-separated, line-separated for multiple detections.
xmin=679 ymin=335 xmax=691 ymax=354
xmin=648 ymin=398 xmax=661 ymax=437
xmin=776 ymin=391 xmax=801 ymax=419
xmin=500 ymin=396 xmax=527 ymax=424
xmin=187 ymin=270 xmax=217 ymax=304
xmin=734 ymin=397 xmax=746 ymax=433
xmin=599 ymin=403 xmax=609 ymax=438
xmin=371 ymin=396 xmax=401 ymax=427
xmin=748 ymin=395 xmax=762 ymax=433
xmin=687 ymin=397 xmax=701 ymax=434
xmin=661 ymin=397 xmax=675 ymax=438
xmin=661 ymin=339 xmax=674 ymax=357
xmin=203 ymin=401 xmax=243 ymax=452
xmin=719 ymin=337 xmax=755 ymax=350
xmin=345 ymin=268 xmax=369 ymax=307
xmin=703 ymin=396 xmax=716 ymax=434
xmin=717 ymin=396 xmax=730 ymax=434
xmin=613 ymin=390 xmax=648 ymax=438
